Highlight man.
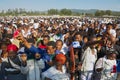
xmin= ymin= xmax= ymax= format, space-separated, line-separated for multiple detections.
xmin=42 ymin=53 xmax=70 ymax=80
xmin=1 ymin=44 xmax=28 ymax=80
xmin=42 ymin=41 xmax=56 ymax=72
xmin=18 ymin=38 xmax=45 ymax=80
xmin=80 ymin=36 xmax=97 ymax=80
xmin=38 ymin=35 xmax=50 ymax=50
xmin=55 ymin=39 xmax=68 ymax=55
xmin=95 ymin=49 xmax=117 ymax=80
xmin=105 ymin=23 xmax=116 ymax=42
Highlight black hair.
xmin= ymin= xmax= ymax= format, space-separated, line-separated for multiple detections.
xmin=43 ymin=35 xmax=50 ymax=40
xmin=47 ymin=41 xmax=56 ymax=48
xmin=56 ymin=39 xmax=63 ymax=45
xmin=75 ymin=32 xmax=82 ymax=36
xmin=27 ymin=38 xmax=35 ymax=44
xmin=0 ymin=42 xmax=7 ymax=48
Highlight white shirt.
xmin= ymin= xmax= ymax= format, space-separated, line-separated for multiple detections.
xmin=59 ymin=44 xmax=68 ymax=55
xmin=42 ymin=66 xmax=69 ymax=80
xmin=110 ymin=29 xmax=116 ymax=37
xmin=33 ymin=23 xmax=39 ymax=29
xmin=95 ymin=56 xmax=117 ymax=80
xmin=81 ymin=47 xmax=97 ymax=71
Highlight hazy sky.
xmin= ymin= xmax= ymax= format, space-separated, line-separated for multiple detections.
xmin=0 ymin=0 xmax=120 ymax=11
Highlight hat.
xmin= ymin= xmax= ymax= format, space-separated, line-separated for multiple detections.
xmin=108 ymin=48 xmax=118 ymax=54
xmin=55 ymin=53 xmax=66 ymax=65
xmin=13 ymin=30 xmax=20 ymax=38
xmin=7 ymin=44 xmax=18 ymax=52
xmin=72 ymin=41 xmax=81 ymax=48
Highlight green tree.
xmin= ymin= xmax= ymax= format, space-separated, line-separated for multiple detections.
xmin=48 ymin=9 xmax=58 ymax=15
xmin=105 ymin=10 xmax=112 ymax=15
xmin=100 ymin=10 xmax=105 ymax=16
xmin=95 ymin=10 xmax=101 ymax=16
xmin=60 ymin=9 xmax=72 ymax=15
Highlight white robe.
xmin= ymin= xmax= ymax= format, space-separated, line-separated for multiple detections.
xmin=42 ymin=65 xmax=70 ymax=80
xmin=27 ymin=59 xmax=45 ymax=80
xmin=81 ymin=47 xmax=97 ymax=80
xmin=95 ymin=56 xmax=117 ymax=80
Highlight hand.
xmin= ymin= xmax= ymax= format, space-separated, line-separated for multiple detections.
xmin=47 ymin=61 xmax=53 ymax=66
xmin=77 ymin=64 xmax=82 ymax=70
xmin=96 ymin=68 xmax=103 ymax=72
xmin=35 ymin=53 xmax=41 ymax=59
xmin=16 ymin=33 xmax=26 ymax=43
xmin=20 ymin=54 xmax=27 ymax=62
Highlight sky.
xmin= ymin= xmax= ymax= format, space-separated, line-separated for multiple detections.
xmin=0 ymin=0 xmax=120 ymax=11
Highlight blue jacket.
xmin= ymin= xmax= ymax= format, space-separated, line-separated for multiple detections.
xmin=27 ymin=45 xmax=55 ymax=72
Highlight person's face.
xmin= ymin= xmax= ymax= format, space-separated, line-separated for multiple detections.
xmin=106 ymin=40 xmax=112 ymax=47
xmin=55 ymin=58 xmax=66 ymax=66
xmin=83 ymin=37 xmax=88 ymax=43
xmin=8 ymin=51 xmax=17 ymax=59
xmin=91 ymin=37 xmax=97 ymax=48
xmin=43 ymin=37 xmax=49 ymax=45
xmin=75 ymin=35 xmax=82 ymax=42
xmin=56 ymin=41 xmax=63 ymax=50
xmin=47 ymin=46 xmax=55 ymax=54
xmin=108 ymin=53 xmax=116 ymax=60
xmin=107 ymin=25 xmax=112 ymax=30
xmin=1 ymin=45 xmax=7 ymax=52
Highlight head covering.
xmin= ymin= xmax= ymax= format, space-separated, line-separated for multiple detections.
xmin=55 ymin=53 xmax=66 ymax=65
xmin=72 ymin=41 xmax=81 ymax=48
xmin=7 ymin=44 xmax=18 ymax=52
xmin=13 ymin=30 xmax=20 ymax=38
xmin=108 ymin=48 xmax=118 ymax=54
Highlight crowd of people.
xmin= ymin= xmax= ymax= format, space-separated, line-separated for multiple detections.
xmin=0 ymin=16 xmax=120 ymax=80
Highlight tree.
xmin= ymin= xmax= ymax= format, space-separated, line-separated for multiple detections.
xmin=95 ymin=10 xmax=101 ymax=16
xmin=48 ymin=9 xmax=58 ymax=15
xmin=60 ymin=9 xmax=72 ymax=15
xmin=100 ymin=10 xmax=105 ymax=15
xmin=105 ymin=10 xmax=112 ymax=15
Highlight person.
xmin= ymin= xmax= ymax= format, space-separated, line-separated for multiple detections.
xmin=38 ymin=35 xmax=50 ymax=50
xmin=55 ymin=39 xmax=68 ymax=55
xmin=17 ymin=33 xmax=56 ymax=72
xmin=41 ymin=41 xmax=57 ymax=72
xmin=105 ymin=23 xmax=116 ymax=42
xmin=18 ymin=37 xmax=45 ymax=80
xmin=1 ymin=44 xmax=28 ymax=80
xmin=95 ymin=49 xmax=117 ymax=80
xmin=80 ymin=37 xmax=97 ymax=80
xmin=42 ymin=53 xmax=70 ymax=80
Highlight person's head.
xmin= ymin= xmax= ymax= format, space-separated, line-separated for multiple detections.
xmin=90 ymin=36 xmax=97 ymax=48
xmin=83 ymin=36 xmax=88 ymax=44
xmin=54 ymin=53 xmax=66 ymax=66
xmin=7 ymin=44 xmax=18 ymax=59
xmin=0 ymin=43 xmax=7 ymax=52
xmin=106 ymin=37 xmax=113 ymax=48
xmin=107 ymin=50 xmax=117 ymax=60
xmin=27 ymin=38 xmax=35 ymax=45
xmin=43 ymin=35 xmax=50 ymax=45
xmin=75 ymin=33 xmax=82 ymax=42
xmin=56 ymin=40 xmax=63 ymax=50
xmin=47 ymin=41 xmax=56 ymax=54
xmin=18 ymin=52 xmax=27 ymax=59
xmin=107 ymin=23 xmax=113 ymax=30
